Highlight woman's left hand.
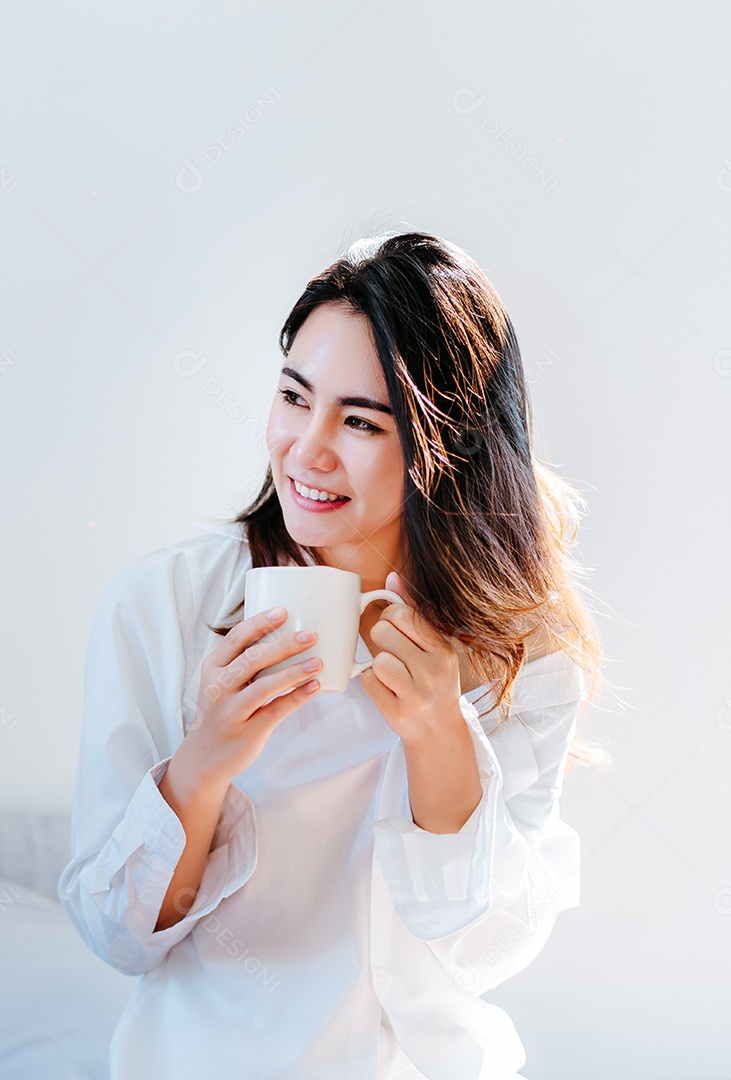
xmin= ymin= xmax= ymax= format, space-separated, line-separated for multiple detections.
xmin=360 ymin=572 xmax=465 ymax=744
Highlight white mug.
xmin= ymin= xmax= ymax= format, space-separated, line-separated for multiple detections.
xmin=243 ymin=565 xmax=405 ymax=693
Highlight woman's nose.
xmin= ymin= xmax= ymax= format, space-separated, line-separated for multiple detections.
xmin=293 ymin=416 xmax=338 ymax=470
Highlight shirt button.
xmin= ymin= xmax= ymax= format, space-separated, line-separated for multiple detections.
xmin=374 ymin=966 xmax=384 ymax=983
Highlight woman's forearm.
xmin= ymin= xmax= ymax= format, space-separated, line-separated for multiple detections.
xmin=402 ymin=706 xmax=483 ymax=834
xmin=154 ymin=747 xmax=231 ymax=932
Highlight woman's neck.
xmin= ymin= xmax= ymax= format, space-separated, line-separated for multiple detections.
xmin=310 ymin=543 xmax=404 ymax=594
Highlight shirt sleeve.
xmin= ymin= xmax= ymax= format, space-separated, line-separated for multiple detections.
xmin=57 ymin=546 xmax=258 ymax=977
xmin=371 ymin=652 xmax=583 ymax=990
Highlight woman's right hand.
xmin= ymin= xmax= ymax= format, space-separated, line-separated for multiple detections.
xmin=174 ymin=607 xmax=322 ymax=794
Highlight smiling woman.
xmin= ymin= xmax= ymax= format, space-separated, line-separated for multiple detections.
xmin=215 ymin=232 xmax=604 ymax=724
xmin=59 ymin=230 xmax=609 ymax=1080
xmin=266 ymin=301 xmax=406 ymax=593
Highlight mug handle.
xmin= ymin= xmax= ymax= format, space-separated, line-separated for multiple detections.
xmin=350 ymin=589 xmax=405 ymax=679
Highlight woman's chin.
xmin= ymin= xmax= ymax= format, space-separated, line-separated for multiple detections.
xmin=281 ymin=511 xmax=333 ymax=544
xmin=284 ymin=519 xmax=359 ymax=562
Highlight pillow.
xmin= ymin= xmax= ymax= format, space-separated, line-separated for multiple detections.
xmin=0 ymin=879 xmax=139 ymax=1080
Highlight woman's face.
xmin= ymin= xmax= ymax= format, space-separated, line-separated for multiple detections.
xmin=266 ymin=301 xmax=405 ymax=583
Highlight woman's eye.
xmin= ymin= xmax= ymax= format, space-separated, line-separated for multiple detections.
xmin=346 ymin=417 xmax=380 ymax=433
xmin=277 ymin=387 xmax=381 ymax=434
xmin=278 ymin=387 xmax=305 ymax=408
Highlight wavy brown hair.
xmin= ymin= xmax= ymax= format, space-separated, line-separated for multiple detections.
xmin=207 ymin=231 xmax=610 ymax=771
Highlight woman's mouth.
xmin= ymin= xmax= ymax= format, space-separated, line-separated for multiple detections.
xmin=288 ymin=477 xmax=351 ymax=512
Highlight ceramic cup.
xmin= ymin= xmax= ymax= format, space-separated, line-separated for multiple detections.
xmin=243 ymin=565 xmax=405 ymax=693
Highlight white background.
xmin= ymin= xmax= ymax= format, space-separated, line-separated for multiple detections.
xmin=1 ymin=2 xmax=729 ymax=1077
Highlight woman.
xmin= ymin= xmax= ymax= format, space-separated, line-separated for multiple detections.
xmin=59 ymin=231 xmax=607 ymax=1080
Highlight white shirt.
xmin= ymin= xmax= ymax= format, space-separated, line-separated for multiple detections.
xmin=58 ymin=522 xmax=585 ymax=1080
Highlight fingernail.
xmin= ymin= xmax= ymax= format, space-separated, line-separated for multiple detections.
xmin=267 ymin=606 xmax=285 ymax=620
xmin=296 ymin=629 xmax=316 ymax=643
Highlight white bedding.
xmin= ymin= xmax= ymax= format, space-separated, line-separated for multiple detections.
xmin=0 ymin=810 xmax=138 ymax=1080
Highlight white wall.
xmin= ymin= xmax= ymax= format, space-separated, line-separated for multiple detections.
xmin=1 ymin=2 xmax=729 ymax=1077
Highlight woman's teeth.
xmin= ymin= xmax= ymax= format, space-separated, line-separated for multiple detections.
xmin=293 ymin=479 xmax=348 ymax=502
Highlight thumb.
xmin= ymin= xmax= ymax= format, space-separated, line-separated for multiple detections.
xmin=386 ymin=570 xmax=412 ymax=605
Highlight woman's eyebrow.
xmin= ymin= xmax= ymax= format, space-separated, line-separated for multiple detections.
xmin=280 ymin=365 xmax=393 ymax=415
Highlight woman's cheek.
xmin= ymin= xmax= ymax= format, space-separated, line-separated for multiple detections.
xmin=265 ymin=413 xmax=290 ymax=455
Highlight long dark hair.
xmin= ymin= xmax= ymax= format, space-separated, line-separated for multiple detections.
xmin=206 ymin=231 xmax=609 ymax=770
